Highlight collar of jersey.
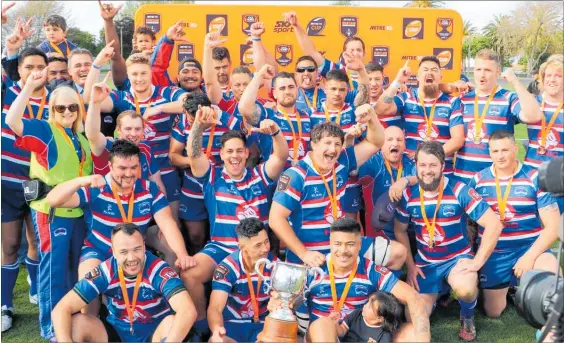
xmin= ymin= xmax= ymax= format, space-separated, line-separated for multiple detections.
xmin=489 ymin=161 xmax=522 ymax=180
xmin=221 ymin=167 xmax=247 ymax=183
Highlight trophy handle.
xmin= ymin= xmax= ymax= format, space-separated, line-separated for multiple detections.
xmin=304 ymin=267 xmax=325 ymax=293
xmin=255 ymin=258 xmax=272 ymax=293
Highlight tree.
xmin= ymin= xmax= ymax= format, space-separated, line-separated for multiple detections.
xmin=66 ymin=27 xmax=99 ymax=56
xmin=511 ymin=1 xmax=563 ymax=74
xmin=119 ymin=0 xmax=194 ymax=20
xmin=462 ymin=34 xmax=493 ymax=61
xmin=462 ymin=20 xmax=477 ymax=70
xmin=331 ymin=0 xmax=360 ymax=5
xmin=483 ymin=14 xmax=517 ymax=68
xmin=404 ymin=1 xmax=445 ymax=8
xmin=1 ymin=0 xmax=72 ymax=48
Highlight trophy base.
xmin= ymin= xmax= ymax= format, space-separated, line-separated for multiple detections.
xmin=257 ymin=317 xmax=299 ymax=343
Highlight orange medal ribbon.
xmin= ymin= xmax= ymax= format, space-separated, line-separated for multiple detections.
xmin=418 ymin=94 xmax=438 ymax=139
xmin=279 ymin=107 xmax=303 ymax=163
xmin=117 ymin=266 xmax=143 ymax=335
xmin=494 ymin=165 xmax=517 ymax=223
xmin=26 ymin=89 xmax=47 ymax=120
xmin=49 ymin=40 xmax=71 ymax=56
xmin=205 ymin=124 xmax=217 ymax=161
xmin=111 ymin=183 xmax=135 ymax=223
xmin=245 ymin=263 xmax=264 ymax=323
xmin=311 ymin=157 xmax=338 ymax=220
xmin=473 ymin=87 xmax=498 ymax=141
xmin=419 ymin=178 xmax=445 ymax=248
xmin=324 ymin=104 xmax=343 ymax=126
xmin=328 ymin=257 xmax=358 ymax=313
xmin=302 ymin=87 xmax=318 ymax=110
xmin=539 ymin=99 xmax=563 ymax=149
xmin=134 ymin=94 xmax=153 ymax=116
xmin=384 ymin=160 xmax=403 ymax=184
xmin=56 ymin=125 xmax=85 ymax=176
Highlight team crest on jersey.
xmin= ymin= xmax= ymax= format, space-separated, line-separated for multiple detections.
xmin=213 ymin=264 xmax=230 ymax=281
xmin=236 ymin=204 xmax=259 ymax=220
xmin=277 ymin=174 xmax=291 ymax=192
xmin=324 ymin=203 xmax=343 ymax=224
xmin=468 ymin=188 xmax=482 ymax=201
xmin=85 ymin=266 xmax=101 ymax=281
xmin=514 ymin=186 xmax=529 ymax=197
xmin=466 ymin=121 xmax=487 ymax=144
xmin=417 ymin=122 xmax=439 ymax=141
xmin=139 ymin=201 xmax=151 ymax=215
xmin=537 ymin=129 xmax=559 ymax=150
xmin=250 ymin=184 xmax=262 ymax=196
xmin=422 ymin=224 xmax=446 ymax=246
xmin=436 ymin=107 xmax=450 ymax=118
xmin=442 ymin=205 xmax=456 ymax=217
xmin=288 ymin=139 xmax=307 ymax=160
xmin=355 ymin=284 xmax=368 ymax=296
xmin=143 ymin=122 xmax=157 ymax=140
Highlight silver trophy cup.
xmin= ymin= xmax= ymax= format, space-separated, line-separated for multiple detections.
xmin=255 ymin=258 xmax=324 ymax=321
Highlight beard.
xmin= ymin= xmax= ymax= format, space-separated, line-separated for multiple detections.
xmin=278 ymin=97 xmax=296 ymax=108
xmin=417 ymin=173 xmax=442 ymax=191
xmin=179 ymin=77 xmax=201 ymax=92
xmin=422 ymin=84 xmax=438 ymax=98
xmin=218 ymin=74 xmax=229 ymax=84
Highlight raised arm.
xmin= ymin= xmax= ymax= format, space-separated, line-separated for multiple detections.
xmin=46 ymin=175 xmax=107 ymax=209
xmin=203 ymin=33 xmax=227 ymax=105
xmin=353 ymin=104 xmax=385 ymax=166
xmin=84 ymin=41 xmax=115 ymax=112
xmin=208 ymin=290 xmax=229 ymax=343
xmin=6 ymin=67 xmax=48 ymax=136
xmin=85 ymin=72 xmax=112 ymax=156
xmin=163 ymin=290 xmax=197 ymax=342
xmin=98 ymin=1 xmax=127 ymax=88
xmin=152 ymin=20 xmax=191 ymax=87
xmin=345 ymin=55 xmax=369 ymax=107
xmin=283 ymin=12 xmax=324 ymax=67
xmin=502 ymin=68 xmax=542 ymax=124
xmin=249 ymin=22 xmax=277 ymax=74
xmin=254 ymin=120 xmax=288 ymax=180
xmin=4 ymin=17 xmax=35 ymax=60
xmin=238 ymin=64 xmax=274 ymax=125
xmin=375 ymin=61 xmax=411 ymax=116
xmin=52 ymin=290 xmax=89 ymax=343
xmin=186 ymin=106 xmax=217 ymax=178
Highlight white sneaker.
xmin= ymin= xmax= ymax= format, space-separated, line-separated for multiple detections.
xmin=1 ymin=305 xmax=13 ymax=332
xmin=27 ymin=275 xmax=38 ymax=305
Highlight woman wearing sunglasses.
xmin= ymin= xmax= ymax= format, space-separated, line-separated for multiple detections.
xmin=5 ymin=66 xmax=93 ymax=341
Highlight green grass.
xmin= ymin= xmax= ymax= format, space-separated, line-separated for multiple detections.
xmin=2 ymin=265 xmax=539 ymax=343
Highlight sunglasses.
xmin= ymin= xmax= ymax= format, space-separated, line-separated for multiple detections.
xmin=53 ymin=104 xmax=79 ymax=113
xmin=296 ymin=66 xmax=316 ymax=73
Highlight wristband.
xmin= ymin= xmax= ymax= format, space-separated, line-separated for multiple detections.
xmin=92 ymin=63 xmax=102 ymax=70
xmin=251 ymin=37 xmax=261 ymax=41
xmin=270 ymin=129 xmax=280 ymax=137
xmin=391 ymin=80 xmax=401 ymax=89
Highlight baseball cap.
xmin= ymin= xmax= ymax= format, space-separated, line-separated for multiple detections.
xmin=178 ymin=57 xmax=202 ymax=74
xmin=371 ymin=192 xmax=398 ymax=231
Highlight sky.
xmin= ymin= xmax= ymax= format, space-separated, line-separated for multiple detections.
xmin=53 ymin=0 xmax=521 ymax=38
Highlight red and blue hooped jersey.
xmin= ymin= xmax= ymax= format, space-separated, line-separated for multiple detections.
xmin=524 ymin=95 xmax=564 ymax=168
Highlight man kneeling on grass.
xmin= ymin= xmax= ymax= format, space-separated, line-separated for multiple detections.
xmin=52 ymin=223 xmax=196 ymax=343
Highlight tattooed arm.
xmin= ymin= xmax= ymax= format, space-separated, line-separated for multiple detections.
xmin=391 ymin=280 xmax=431 ymax=342
xmin=238 ymin=65 xmax=273 ymax=126
xmin=185 ymin=114 xmax=211 ymax=178
xmin=353 ymin=65 xmax=369 ymax=107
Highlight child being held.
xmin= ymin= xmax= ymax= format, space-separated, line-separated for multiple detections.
xmin=337 ymin=291 xmax=403 ymax=343
xmin=37 ymin=15 xmax=77 ymax=58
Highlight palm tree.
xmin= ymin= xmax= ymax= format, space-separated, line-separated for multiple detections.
xmin=404 ymin=0 xmax=445 ymax=8
xmin=463 ymin=20 xmax=477 ymax=70
xmin=483 ymin=14 xmax=516 ymax=67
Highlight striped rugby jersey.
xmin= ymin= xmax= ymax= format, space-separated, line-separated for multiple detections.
xmin=77 ymin=174 xmax=168 ymax=254
xmin=196 ymin=163 xmax=274 ymax=250
xmin=272 ymin=147 xmax=357 ymax=263
xmin=73 ymin=251 xmax=185 ymax=342
xmin=454 ymin=88 xmax=522 ymax=182
xmin=469 ymin=163 xmax=556 ymax=250
xmin=111 ymin=85 xmax=185 ymax=176
xmin=305 ymin=254 xmax=398 ymax=322
xmin=396 ymin=176 xmax=490 ymax=267
xmin=393 ymin=89 xmax=464 ymax=174
xmin=212 ymin=250 xmax=278 ymax=322
xmin=1 ymin=79 xmax=50 ymax=190
xmin=524 ymin=95 xmax=563 ymax=168
xmin=370 ymin=101 xmax=404 ymax=129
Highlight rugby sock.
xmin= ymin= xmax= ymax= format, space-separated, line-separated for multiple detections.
xmin=25 ymin=257 xmax=39 ymax=296
xmin=1 ymin=261 xmax=20 ymax=308
xmin=194 ymin=318 xmax=209 ymax=333
xmin=459 ymin=298 xmax=477 ymax=318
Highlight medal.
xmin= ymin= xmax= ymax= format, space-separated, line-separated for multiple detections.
xmin=473 ymin=87 xmax=498 ymax=143
xmin=419 ymin=178 xmax=445 ymax=248
xmin=419 ymin=93 xmax=438 ymax=141
xmin=111 ymin=182 xmax=135 ymax=223
xmin=245 ymin=262 xmax=264 ymax=323
xmin=494 ymin=164 xmax=517 ymax=225
xmin=537 ymin=146 xmax=547 ymax=155
xmin=538 ymin=99 xmax=563 ymax=155
xmin=280 ymin=106 xmax=304 ymax=165
xmin=349 ymin=169 xmax=358 ymax=177
xmin=118 ymin=266 xmax=143 ymax=337
xmin=312 ymin=158 xmax=340 ymax=224
xmin=328 ymin=257 xmax=358 ymax=314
